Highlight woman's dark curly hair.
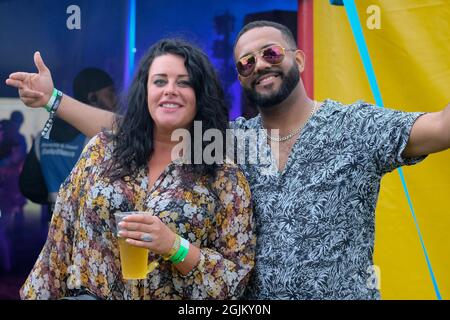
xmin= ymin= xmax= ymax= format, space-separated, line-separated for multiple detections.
xmin=107 ymin=39 xmax=230 ymax=181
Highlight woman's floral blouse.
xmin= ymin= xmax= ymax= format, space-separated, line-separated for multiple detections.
xmin=20 ymin=132 xmax=255 ymax=300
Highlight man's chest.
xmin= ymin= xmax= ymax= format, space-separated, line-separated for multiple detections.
xmin=269 ymin=138 xmax=298 ymax=173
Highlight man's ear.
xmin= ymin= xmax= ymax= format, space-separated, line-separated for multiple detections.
xmin=87 ymin=92 xmax=98 ymax=105
xmin=295 ymin=49 xmax=306 ymax=73
xmin=238 ymin=74 xmax=243 ymax=83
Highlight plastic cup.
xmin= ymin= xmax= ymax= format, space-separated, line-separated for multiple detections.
xmin=114 ymin=212 xmax=158 ymax=280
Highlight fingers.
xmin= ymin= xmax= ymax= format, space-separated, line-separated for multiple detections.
xmin=5 ymin=78 xmax=23 ymax=89
xmin=119 ymin=215 xmax=160 ymax=237
xmin=34 ymin=51 xmax=49 ymax=74
xmin=6 ymin=77 xmax=44 ymax=108
xmin=20 ymin=97 xmax=43 ymax=108
xmin=122 ymin=214 xmax=156 ymax=224
xmin=19 ymin=88 xmax=44 ymax=99
xmin=118 ymin=230 xmax=151 ymax=241
xmin=119 ymin=230 xmax=156 ymax=250
xmin=6 ymin=73 xmax=30 ymax=89
xmin=124 ymin=238 xmax=150 ymax=249
xmin=118 ymin=215 xmax=156 ymax=234
xmin=16 ymin=88 xmax=45 ymax=108
xmin=8 ymin=72 xmax=32 ymax=81
xmin=19 ymin=88 xmax=45 ymax=108
xmin=118 ymin=220 xmax=152 ymax=233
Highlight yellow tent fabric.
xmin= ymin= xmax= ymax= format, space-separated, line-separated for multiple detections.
xmin=314 ymin=0 xmax=450 ymax=299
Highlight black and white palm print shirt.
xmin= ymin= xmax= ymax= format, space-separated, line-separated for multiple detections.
xmin=231 ymin=99 xmax=426 ymax=300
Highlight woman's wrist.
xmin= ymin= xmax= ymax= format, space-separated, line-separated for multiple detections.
xmin=170 ymin=237 xmax=189 ymax=264
xmin=161 ymin=233 xmax=190 ymax=264
xmin=162 ymin=233 xmax=180 ymax=260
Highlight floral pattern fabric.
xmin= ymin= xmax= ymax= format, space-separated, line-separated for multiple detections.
xmin=20 ymin=132 xmax=255 ymax=300
xmin=232 ymin=99 xmax=426 ymax=300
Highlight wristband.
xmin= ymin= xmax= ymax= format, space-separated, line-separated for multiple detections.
xmin=170 ymin=237 xmax=189 ymax=265
xmin=162 ymin=234 xmax=180 ymax=261
xmin=44 ymin=88 xmax=58 ymax=112
xmin=41 ymin=89 xmax=63 ymax=139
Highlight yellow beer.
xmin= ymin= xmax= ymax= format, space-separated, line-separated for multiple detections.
xmin=118 ymin=238 xmax=149 ymax=279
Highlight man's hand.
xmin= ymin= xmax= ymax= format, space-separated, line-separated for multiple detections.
xmin=5 ymin=51 xmax=54 ymax=108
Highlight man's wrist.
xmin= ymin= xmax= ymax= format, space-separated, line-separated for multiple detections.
xmin=41 ymin=89 xmax=63 ymax=140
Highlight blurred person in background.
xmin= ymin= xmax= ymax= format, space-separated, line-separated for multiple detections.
xmin=19 ymin=68 xmax=118 ymax=226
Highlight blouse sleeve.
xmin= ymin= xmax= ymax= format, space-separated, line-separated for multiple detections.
xmin=19 ymin=135 xmax=103 ymax=299
xmin=176 ymin=164 xmax=256 ymax=299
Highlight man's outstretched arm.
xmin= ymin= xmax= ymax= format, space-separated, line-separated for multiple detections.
xmin=55 ymin=94 xmax=115 ymax=137
xmin=5 ymin=51 xmax=115 ymax=137
xmin=403 ymin=103 xmax=450 ymax=158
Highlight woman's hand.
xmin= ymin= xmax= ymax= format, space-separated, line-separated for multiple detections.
xmin=5 ymin=52 xmax=54 ymax=108
xmin=118 ymin=214 xmax=176 ymax=255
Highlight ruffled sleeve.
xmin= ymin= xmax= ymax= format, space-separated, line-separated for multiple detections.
xmin=20 ymin=134 xmax=105 ymax=299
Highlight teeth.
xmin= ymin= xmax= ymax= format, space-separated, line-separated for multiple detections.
xmin=161 ymin=103 xmax=180 ymax=109
xmin=258 ymin=75 xmax=277 ymax=85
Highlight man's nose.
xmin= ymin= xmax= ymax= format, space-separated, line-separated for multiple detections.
xmin=253 ymin=55 xmax=273 ymax=74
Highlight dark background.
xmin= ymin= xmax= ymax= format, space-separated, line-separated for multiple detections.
xmin=0 ymin=0 xmax=297 ymax=119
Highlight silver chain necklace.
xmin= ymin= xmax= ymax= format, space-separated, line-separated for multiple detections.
xmin=262 ymin=101 xmax=320 ymax=142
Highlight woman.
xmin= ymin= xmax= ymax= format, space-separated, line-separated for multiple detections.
xmin=20 ymin=39 xmax=255 ymax=300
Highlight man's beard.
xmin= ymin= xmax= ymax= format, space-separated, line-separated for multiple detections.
xmin=243 ymin=63 xmax=300 ymax=109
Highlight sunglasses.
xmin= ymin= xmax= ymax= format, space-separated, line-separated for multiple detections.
xmin=236 ymin=44 xmax=297 ymax=78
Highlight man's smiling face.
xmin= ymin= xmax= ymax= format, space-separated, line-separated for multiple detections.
xmin=234 ymin=26 xmax=301 ymax=109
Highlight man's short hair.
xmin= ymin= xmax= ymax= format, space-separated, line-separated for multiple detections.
xmin=234 ymin=20 xmax=298 ymax=57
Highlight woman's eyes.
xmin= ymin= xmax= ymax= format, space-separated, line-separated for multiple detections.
xmin=153 ymin=79 xmax=191 ymax=87
xmin=178 ymin=80 xmax=192 ymax=87
xmin=153 ymin=79 xmax=166 ymax=86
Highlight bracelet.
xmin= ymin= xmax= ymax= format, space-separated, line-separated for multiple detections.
xmin=44 ymin=88 xmax=58 ymax=112
xmin=162 ymin=234 xmax=180 ymax=261
xmin=41 ymin=89 xmax=63 ymax=140
xmin=170 ymin=237 xmax=189 ymax=265
xmin=170 ymin=242 xmax=186 ymax=263
xmin=178 ymin=238 xmax=190 ymax=264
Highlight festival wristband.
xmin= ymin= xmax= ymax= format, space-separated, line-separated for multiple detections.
xmin=163 ymin=234 xmax=181 ymax=261
xmin=171 ymin=237 xmax=189 ymax=264
xmin=41 ymin=89 xmax=63 ymax=139
xmin=44 ymin=88 xmax=58 ymax=112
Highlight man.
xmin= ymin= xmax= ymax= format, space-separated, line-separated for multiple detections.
xmin=229 ymin=21 xmax=449 ymax=299
xmin=5 ymin=21 xmax=450 ymax=299
xmin=19 ymin=68 xmax=118 ymax=224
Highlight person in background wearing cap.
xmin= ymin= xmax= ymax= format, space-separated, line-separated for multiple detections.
xmin=19 ymin=68 xmax=118 ymax=225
